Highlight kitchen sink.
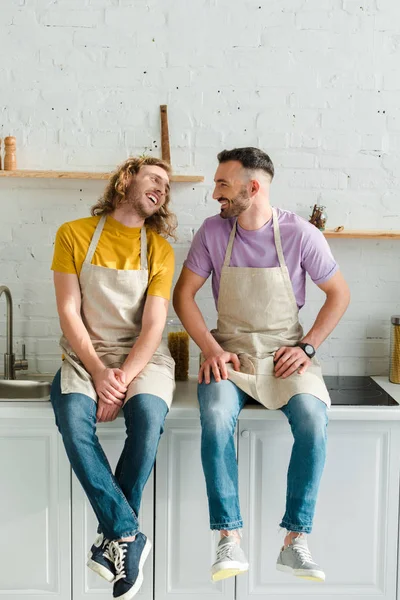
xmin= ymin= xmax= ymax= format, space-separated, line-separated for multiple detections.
xmin=0 ymin=379 xmax=51 ymax=400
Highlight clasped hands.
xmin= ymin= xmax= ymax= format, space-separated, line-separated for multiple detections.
xmin=92 ymin=366 xmax=128 ymax=423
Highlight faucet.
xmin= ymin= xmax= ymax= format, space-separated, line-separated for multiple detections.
xmin=0 ymin=285 xmax=28 ymax=379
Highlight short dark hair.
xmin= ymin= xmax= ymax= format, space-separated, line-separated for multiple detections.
xmin=217 ymin=147 xmax=274 ymax=180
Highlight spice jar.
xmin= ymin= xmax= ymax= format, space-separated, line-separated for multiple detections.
xmin=389 ymin=316 xmax=400 ymax=384
xmin=167 ymin=318 xmax=189 ymax=381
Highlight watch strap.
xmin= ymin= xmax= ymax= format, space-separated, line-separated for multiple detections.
xmin=296 ymin=342 xmax=316 ymax=358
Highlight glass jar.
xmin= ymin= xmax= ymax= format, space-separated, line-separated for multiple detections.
xmin=167 ymin=317 xmax=190 ymax=381
xmin=389 ymin=315 xmax=400 ymax=384
xmin=309 ymin=204 xmax=328 ymax=231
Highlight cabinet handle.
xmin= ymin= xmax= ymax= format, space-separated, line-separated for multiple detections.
xmin=241 ymin=430 xmax=250 ymax=438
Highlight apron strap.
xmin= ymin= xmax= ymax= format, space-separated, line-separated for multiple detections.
xmin=84 ymin=215 xmax=107 ymax=266
xmin=272 ymin=206 xmax=298 ymax=307
xmin=140 ymin=226 xmax=148 ymax=270
xmin=223 ymin=220 xmax=238 ymax=267
xmin=272 ymin=207 xmax=287 ymax=269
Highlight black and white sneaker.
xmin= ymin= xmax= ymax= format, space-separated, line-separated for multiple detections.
xmin=109 ymin=533 xmax=152 ymax=599
xmin=87 ymin=533 xmax=116 ymax=582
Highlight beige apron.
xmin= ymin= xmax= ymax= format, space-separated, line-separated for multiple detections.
xmin=208 ymin=207 xmax=331 ymax=410
xmin=60 ymin=215 xmax=175 ymax=408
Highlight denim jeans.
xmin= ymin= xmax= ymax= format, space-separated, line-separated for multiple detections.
xmin=51 ymin=368 xmax=168 ymax=540
xmin=198 ymin=377 xmax=328 ymax=534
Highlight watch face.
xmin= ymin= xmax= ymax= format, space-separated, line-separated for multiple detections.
xmin=305 ymin=344 xmax=314 ymax=355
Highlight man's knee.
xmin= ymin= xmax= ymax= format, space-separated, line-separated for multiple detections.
xmin=51 ymin=380 xmax=96 ymax=444
xmin=198 ymin=380 xmax=239 ymax=434
xmin=124 ymin=394 xmax=168 ymax=435
xmin=287 ymin=394 xmax=328 ymax=439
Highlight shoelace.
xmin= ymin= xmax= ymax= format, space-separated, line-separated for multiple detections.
xmin=292 ymin=544 xmax=317 ymax=566
xmin=106 ymin=541 xmax=128 ymax=581
xmin=216 ymin=542 xmax=236 ymax=562
xmin=102 ymin=539 xmax=113 ymax=561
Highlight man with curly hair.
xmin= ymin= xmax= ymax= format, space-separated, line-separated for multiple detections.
xmin=50 ymin=157 xmax=177 ymax=600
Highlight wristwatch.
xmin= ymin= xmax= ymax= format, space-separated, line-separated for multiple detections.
xmin=296 ymin=342 xmax=316 ymax=359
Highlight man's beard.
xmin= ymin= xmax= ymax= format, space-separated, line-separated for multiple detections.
xmin=126 ymin=187 xmax=158 ymax=220
xmin=219 ymin=187 xmax=251 ymax=219
xmin=134 ymin=198 xmax=154 ymax=219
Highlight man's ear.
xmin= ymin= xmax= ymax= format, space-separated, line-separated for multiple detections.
xmin=250 ymin=179 xmax=260 ymax=197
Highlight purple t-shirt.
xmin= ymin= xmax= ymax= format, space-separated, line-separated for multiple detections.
xmin=184 ymin=207 xmax=338 ymax=309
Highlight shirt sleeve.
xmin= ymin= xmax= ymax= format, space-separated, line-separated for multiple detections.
xmin=300 ymin=221 xmax=339 ymax=284
xmin=148 ymin=244 xmax=175 ymax=300
xmin=184 ymin=221 xmax=213 ymax=278
xmin=51 ymin=223 xmax=77 ymax=274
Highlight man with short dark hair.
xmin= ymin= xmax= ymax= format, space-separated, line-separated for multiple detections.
xmin=173 ymin=147 xmax=350 ymax=583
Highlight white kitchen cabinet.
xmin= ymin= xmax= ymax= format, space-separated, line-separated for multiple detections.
xmin=71 ymin=420 xmax=154 ymax=600
xmin=237 ymin=417 xmax=400 ymax=600
xmin=155 ymin=419 xmax=235 ymax=600
xmin=0 ymin=414 xmax=71 ymax=600
xmin=2 ymin=390 xmax=400 ymax=600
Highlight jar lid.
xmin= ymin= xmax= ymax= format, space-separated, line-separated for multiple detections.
xmin=391 ymin=315 xmax=400 ymax=325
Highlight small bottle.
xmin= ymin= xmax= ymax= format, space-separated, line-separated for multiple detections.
xmin=389 ymin=316 xmax=400 ymax=384
xmin=167 ymin=317 xmax=190 ymax=381
xmin=309 ymin=204 xmax=328 ymax=231
xmin=4 ymin=136 xmax=17 ymax=170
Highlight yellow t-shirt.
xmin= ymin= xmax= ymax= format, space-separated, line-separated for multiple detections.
xmin=51 ymin=215 xmax=175 ymax=300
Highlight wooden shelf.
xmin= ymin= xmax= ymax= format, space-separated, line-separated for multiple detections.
xmin=0 ymin=170 xmax=396 ymax=237
xmin=324 ymin=230 xmax=400 ymax=239
xmin=0 ymin=169 xmax=204 ymax=183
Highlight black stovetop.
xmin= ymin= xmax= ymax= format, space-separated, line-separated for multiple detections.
xmin=324 ymin=376 xmax=398 ymax=406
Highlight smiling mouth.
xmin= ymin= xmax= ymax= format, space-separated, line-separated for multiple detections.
xmin=146 ymin=193 xmax=158 ymax=205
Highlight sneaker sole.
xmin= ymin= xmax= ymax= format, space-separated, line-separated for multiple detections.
xmin=114 ymin=538 xmax=152 ymax=600
xmin=211 ymin=561 xmax=249 ymax=582
xmin=276 ymin=563 xmax=325 ymax=582
xmin=86 ymin=557 xmax=115 ymax=583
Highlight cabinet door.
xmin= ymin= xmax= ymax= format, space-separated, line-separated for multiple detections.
xmin=72 ymin=421 xmax=154 ymax=600
xmin=155 ymin=419 xmax=235 ymax=600
xmin=237 ymin=418 xmax=400 ymax=600
xmin=0 ymin=418 xmax=71 ymax=600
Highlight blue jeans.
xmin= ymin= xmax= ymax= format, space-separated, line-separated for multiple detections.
xmin=198 ymin=377 xmax=328 ymax=534
xmin=51 ymin=368 xmax=168 ymax=540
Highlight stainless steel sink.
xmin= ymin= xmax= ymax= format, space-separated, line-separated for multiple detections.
xmin=0 ymin=379 xmax=51 ymax=400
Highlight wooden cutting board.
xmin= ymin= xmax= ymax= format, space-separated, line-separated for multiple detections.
xmin=160 ymin=105 xmax=171 ymax=164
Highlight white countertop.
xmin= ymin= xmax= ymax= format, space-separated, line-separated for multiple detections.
xmin=1 ymin=375 xmax=400 ymax=421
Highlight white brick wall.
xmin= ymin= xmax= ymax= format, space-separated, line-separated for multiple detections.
xmin=1 ymin=0 xmax=400 ymax=378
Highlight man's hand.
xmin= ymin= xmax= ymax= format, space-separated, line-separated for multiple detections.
xmin=199 ymin=351 xmax=241 ymax=384
xmin=92 ymin=367 xmax=127 ymax=406
xmin=274 ymin=346 xmax=311 ymax=379
xmin=97 ymin=397 xmax=121 ymax=423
